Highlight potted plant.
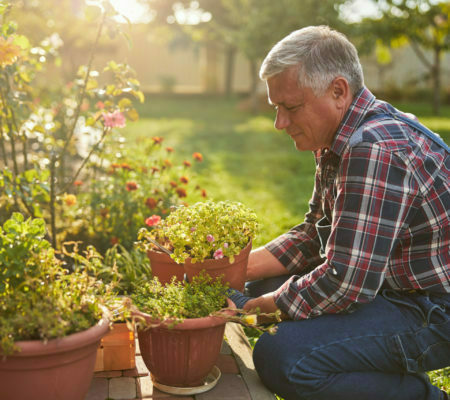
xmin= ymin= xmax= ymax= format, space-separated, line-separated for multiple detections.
xmin=0 ymin=213 xmax=114 ymax=400
xmin=130 ymin=272 xmax=235 ymax=393
xmin=138 ymin=200 xmax=258 ymax=290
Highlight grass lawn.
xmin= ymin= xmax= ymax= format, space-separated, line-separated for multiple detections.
xmin=124 ymin=94 xmax=449 ymax=393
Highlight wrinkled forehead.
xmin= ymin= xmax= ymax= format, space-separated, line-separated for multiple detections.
xmin=266 ymin=67 xmax=304 ymax=106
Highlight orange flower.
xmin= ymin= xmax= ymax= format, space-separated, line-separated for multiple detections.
xmin=100 ymin=208 xmax=109 ymax=218
xmin=145 ymin=215 xmax=161 ymax=226
xmin=164 ymin=159 xmax=172 ymax=167
xmin=176 ymin=187 xmax=187 ymax=198
xmin=201 ymin=189 xmax=207 ymax=198
xmin=152 ymin=136 xmax=163 ymax=144
xmin=151 ymin=166 xmax=160 ymax=174
xmin=121 ymin=162 xmax=132 ymax=170
xmin=193 ymin=152 xmax=203 ymax=162
xmin=74 ymin=180 xmax=83 ymax=186
xmin=126 ymin=181 xmax=138 ymax=191
xmin=140 ymin=166 xmax=148 ymax=173
xmin=170 ymin=181 xmax=178 ymax=188
xmin=111 ymin=163 xmax=120 ymax=169
xmin=110 ymin=237 xmax=119 ymax=245
xmin=145 ymin=197 xmax=158 ymax=209
xmin=64 ymin=194 xmax=77 ymax=206
xmin=80 ymin=100 xmax=90 ymax=112
xmin=180 ymin=176 xmax=189 ymax=184
xmin=183 ymin=160 xmax=192 ymax=168
xmin=96 ymin=101 xmax=105 ymax=109
xmin=166 ymin=147 xmax=174 ymax=153
xmin=0 ymin=37 xmax=21 ymax=67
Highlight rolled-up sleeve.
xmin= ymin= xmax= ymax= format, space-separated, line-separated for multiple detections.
xmin=273 ymin=142 xmax=422 ymax=320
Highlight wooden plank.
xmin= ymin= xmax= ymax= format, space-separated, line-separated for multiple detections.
xmin=224 ymin=323 xmax=276 ymax=400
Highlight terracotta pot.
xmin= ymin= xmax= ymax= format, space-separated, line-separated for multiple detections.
xmin=136 ymin=299 xmax=234 ymax=388
xmin=147 ymin=249 xmax=185 ymax=285
xmin=0 ymin=318 xmax=110 ymax=400
xmin=184 ymin=240 xmax=252 ymax=291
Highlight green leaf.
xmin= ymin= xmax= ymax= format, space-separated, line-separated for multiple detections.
xmin=13 ymin=35 xmax=30 ymax=50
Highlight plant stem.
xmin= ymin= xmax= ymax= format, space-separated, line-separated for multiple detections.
xmin=59 ymin=11 xmax=106 ymax=163
xmin=58 ymin=126 xmax=110 ymax=195
xmin=50 ymin=153 xmax=57 ymax=248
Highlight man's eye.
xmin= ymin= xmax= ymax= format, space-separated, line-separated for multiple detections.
xmin=286 ymin=104 xmax=301 ymax=111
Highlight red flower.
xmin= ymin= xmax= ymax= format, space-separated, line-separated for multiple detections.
xmin=180 ymin=176 xmax=189 ymax=184
xmin=176 ymin=188 xmax=187 ymax=198
xmin=126 ymin=181 xmax=138 ymax=191
xmin=170 ymin=181 xmax=178 ymax=188
xmin=201 ymin=189 xmax=207 ymax=198
xmin=145 ymin=197 xmax=157 ymax=209
xmin=74 ymin=180 xmax=83 ymax=186
xmin=152 ymin=136 xmax=163 ymax=144
xmin=193 ymin=152 xmax=203 ymax=162
xmin=183 ymin=160 xmax=192 ymax=168
xmin=145 ymin=215 xmax=161 ymax=227
xmin=166 ymin=147 xmax=174 ymax=153
xmin=110 ymin=237 xmax=119 ymax=245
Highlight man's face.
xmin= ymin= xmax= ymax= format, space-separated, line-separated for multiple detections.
xmin=267 ymin=66 xmax=343 ymax=152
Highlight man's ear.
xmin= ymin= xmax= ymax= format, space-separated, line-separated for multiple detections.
xmin=331 ymin=77 xmax=351 ymax=108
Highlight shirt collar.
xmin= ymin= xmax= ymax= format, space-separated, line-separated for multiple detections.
xmin=329 ymin=87 xmax=376 ymax=156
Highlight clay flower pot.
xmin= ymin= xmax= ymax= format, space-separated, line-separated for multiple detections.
xmin=135 ymin=299 xmax=234 ymax=388
xmin=147 ymin=249 xmax=185 ymax=284
xmin=184 ymin=240 xmax=252 ymax=292
xmin=0 ymin=318 xmax=110 ymax=400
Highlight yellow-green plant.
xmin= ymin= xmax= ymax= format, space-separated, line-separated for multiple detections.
xmin=138 ymin=200 xmax=258 ymax=263
xmin=0 ymin=213 xmax=115 ymax=356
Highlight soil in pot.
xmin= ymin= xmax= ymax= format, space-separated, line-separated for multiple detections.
xmin=184 ymin=240 xmax=252 ymax=291
xmin=146 ymin=249 xmax=185 ymax=284
xmin=0 ymin=319 xmax=110 ymax=400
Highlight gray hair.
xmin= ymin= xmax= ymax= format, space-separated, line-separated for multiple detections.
xmin=260 ymin=26 xmax=364 ymax=97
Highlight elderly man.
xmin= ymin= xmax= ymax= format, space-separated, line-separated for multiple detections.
xmin=231 ymin=26 xmax=449 ymax=400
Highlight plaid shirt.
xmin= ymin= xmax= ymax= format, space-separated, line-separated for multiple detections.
xmin=267 ymin=87 xmax=450 ymax=320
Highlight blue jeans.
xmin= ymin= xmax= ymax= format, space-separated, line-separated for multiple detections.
xmin=246 ymin=277 xmax=450 ymax=400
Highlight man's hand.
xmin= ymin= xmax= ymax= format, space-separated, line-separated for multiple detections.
xmin=243 ymin=292 xmax=278 ymax=313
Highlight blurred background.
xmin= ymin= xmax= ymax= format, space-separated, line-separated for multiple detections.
xmin=10 ymin=0 xmax=450 ymax=113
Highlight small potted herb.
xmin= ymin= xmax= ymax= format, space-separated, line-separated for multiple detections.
xmin=130 ymin=272 xmax=234 ymax=392
xmin=0 ymin=213 xmax=114 ymax=400
xmin=139 ymin=200 xmax=258 ymax=290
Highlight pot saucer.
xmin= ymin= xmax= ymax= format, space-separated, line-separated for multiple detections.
xmin=152 ymin=365 xmax=221 ymax=395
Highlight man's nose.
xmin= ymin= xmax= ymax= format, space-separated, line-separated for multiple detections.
xmin=274 ymin=108 xmax=289 ymax=130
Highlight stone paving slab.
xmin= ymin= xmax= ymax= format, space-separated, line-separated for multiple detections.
xmin=85 ymin=323 xmax=275 ymax=400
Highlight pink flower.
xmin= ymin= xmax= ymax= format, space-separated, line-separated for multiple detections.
xmin=145 ymin=215 xmax=161 ymax=227
xmin=102 ymin=110 xmax=126 ymax=128
xmin=206 ymin=234 xmax=215 ymax=243
xmin=190 ymin=227 xmax=196 ymax=232
xmin=213 ymin=249 xmax=224 ymax=259
xmin=223 ymin=243 xmax=229 ymax=248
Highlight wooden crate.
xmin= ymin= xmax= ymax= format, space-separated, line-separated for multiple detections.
xmin=94 ymin=323 xmax=136 ymax=372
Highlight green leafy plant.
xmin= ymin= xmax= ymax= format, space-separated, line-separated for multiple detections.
xmin=0 ymin=3 xmax=143 ymax=248
xmin=131 ymin=272 xmax=229 ymax=322
xmin=65 ymin=140 xmax=206 ymax=253
xmin=0 ymin=213 xmax=115 ymax=356
xmin=138 ymin=200 xmax=259 ymax=264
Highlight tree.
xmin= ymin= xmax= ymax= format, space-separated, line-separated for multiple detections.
xmin=148 ymin=0 xmax=346 ymax=109
xmin=361 ymin=0 xmax=449 ymax=115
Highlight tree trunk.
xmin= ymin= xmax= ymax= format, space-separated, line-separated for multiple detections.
xmin=431 ymin=46 xmax=441 ymax=116
xmin=224 ymin=45 xmax=236 ymax=98
xmin=248 ymin=58 xmax=259 ymax=114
